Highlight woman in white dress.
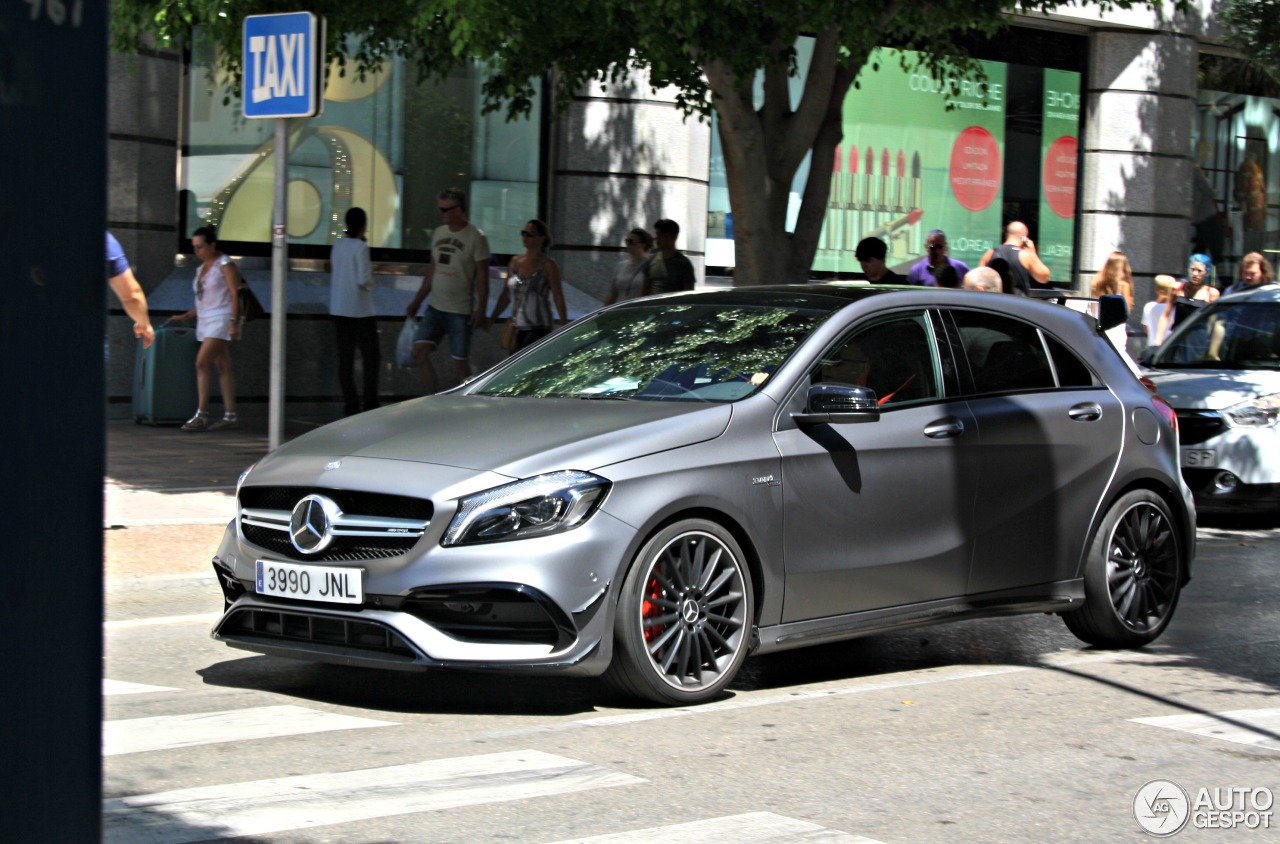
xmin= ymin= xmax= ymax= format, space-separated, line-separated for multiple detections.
xmin=603 ymin=228 xmax=654 ymax=305
xmin=172 ymin=226 xmax=241 ymax=431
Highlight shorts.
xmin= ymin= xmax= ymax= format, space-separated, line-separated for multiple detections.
xmin=196 ymin=312 xmax=231 ymax=342
xmin=414 ymin=306 xmax=472 ymax=360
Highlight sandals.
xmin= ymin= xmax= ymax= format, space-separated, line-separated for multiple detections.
xmin=181 ymin=412 xmax=209 ymax=432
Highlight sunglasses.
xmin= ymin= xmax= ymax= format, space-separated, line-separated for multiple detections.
xmin=438 ymin=204 xmax=458 ymax=212
xmin=520 ymin=230 xmax=539 ymax=238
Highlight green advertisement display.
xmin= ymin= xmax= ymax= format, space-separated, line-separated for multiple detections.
xmin=1039 ymin=68 xmax=1081 ymax=282
xmin=813 ymin=49 xmax=1007 ymax=275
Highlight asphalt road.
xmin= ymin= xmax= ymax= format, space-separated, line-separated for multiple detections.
xmin=101 ymin=515 xmax=1280 ymax=843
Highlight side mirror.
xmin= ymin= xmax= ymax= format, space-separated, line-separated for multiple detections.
xmin=1097 ymin=294 xmax=1129 ymax=331
xmin=793 ymin=383 xmax=880 ymax=427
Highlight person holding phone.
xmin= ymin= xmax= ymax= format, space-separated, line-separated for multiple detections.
xmin=979 ymin=221 xmax=1052 ymax=292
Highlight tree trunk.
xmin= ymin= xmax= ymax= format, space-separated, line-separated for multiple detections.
xmin=706 ymin=37 xmax=861 ymax=286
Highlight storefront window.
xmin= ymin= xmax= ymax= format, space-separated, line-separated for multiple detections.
xmin=708 ymin=39 xmax=1082 ymax=283
xmin=1193 ymin=87 xmax=1280 ymax=279
xmin=181 ymin=33 xmax=541 ymax=258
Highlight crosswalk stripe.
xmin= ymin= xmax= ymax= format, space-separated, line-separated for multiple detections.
xmin=543 ymin=811 xmax=886 ymax=843
xmin=103 ymin=679 xmax=180 ymax=696
xmin=1130 ymin=706 xmax=1280 ymax=750
xmin=103 ymin=704 xmax=393 ymax=756
xmin=103 ymin=750 xmax=644 ymax=844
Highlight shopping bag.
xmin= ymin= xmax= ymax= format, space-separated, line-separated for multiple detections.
xmin=396 ymin=316 xmax=417 ymax=368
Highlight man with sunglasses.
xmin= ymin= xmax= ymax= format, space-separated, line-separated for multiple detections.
xmin=406 ymin=188 xmax=491 ymax=393
xmin=906 ymin=228 xmax=970 ymax=286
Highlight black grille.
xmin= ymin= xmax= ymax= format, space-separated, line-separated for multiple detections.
xmin=1176 ymin=411 xmax=1225 ymax=445
xmin=240 ymin=525 xmax=416 ymax=562
xmin=220 ymin=607 xmax=419 ymax=660
xmin=240 ymin=486 xmax=433 ymax=520
xmin=238 ymin=486 xmax=433 ymax=562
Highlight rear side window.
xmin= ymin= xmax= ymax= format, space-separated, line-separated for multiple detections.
xmin=1044 ymin=334 xmax=1096 ymax=387
xmin=951 ymin=310 xmax=1055 ymax=394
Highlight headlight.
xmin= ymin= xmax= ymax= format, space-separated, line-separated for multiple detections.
xmin=1222 ymin=394 xmax=1280 ymax=428
xmin=443 ymin=470 xmax=610 ymax=546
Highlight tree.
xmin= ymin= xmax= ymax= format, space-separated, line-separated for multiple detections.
xmin=113 ymin=0 xmax=1171 ymax=284
xmin=1218 ymin=0 xmax=1280 ymax=88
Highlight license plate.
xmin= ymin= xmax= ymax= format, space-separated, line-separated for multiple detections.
xmin=255 ymin=560 xmax=363 ymax=605
xmin=1181 ymin=448 xmax=1217 ymax=468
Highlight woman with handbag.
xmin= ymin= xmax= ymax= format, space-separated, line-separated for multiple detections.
xmin=489 ymin=219 xmax=568 ymax=353
xmin=171 ymin=226 xmax=240 ymax=431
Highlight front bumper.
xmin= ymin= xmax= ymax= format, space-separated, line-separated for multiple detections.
xmin=209 ymin=504 xmax=636 ymax=676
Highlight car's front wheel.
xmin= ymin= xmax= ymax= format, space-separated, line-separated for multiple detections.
xmin=605 ymin=519 xmax=754 ymax=705
xmin=1062 ymin=490 xmax=1185 ymax=648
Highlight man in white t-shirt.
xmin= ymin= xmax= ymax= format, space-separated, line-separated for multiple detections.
xmin=406 ymin=188 xmax=491 ymax=393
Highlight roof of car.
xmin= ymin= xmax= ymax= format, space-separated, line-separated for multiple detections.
xmin=1220 ymin=283 xmax=1280 ymax=303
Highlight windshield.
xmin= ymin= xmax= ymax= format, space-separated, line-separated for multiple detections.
xmin=1152 ymin=301 xmax=1280 ymax=370
xmin=472 ymin=302 xmax=832 ymax=401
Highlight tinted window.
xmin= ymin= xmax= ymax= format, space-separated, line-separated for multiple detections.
xmin=1045 ymin=334 xmax=1096 ymax=387
xmin=951 ymin=310 xmax=1055 ymax=394
xmin=814 ymin=312 xmax=939 ymax=406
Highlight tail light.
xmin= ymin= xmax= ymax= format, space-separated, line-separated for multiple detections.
xmin=1151 ymin=393 xmax=1178 ymax=440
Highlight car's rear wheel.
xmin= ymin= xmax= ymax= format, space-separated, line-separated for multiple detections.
xmin=1062 ymin=490 xmax=1184 ymax=648
xmin=605 ymin=519 xmax=754 ymax=705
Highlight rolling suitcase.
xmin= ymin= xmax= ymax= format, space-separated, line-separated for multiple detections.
xmin=132 ymin=323 xmax=199 ymax=425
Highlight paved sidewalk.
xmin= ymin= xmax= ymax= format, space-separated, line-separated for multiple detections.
xmin=103 ymin=416 xmax=325 ymax=581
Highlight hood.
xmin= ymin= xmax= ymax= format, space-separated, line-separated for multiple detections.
xmin=1144 ymin=368 xmax=1280 ymax=411
xmin=261 ymin=395 xmax=734 ymax=478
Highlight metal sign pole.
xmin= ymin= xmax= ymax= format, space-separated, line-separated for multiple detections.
xmin=270 ymin=116 xmax=290 ymax=451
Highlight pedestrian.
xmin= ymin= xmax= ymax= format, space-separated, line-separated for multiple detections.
xmin=854 ymin=236 xmax=904 ymax=284
xmin=604 ymin=227 xmax=653 ymax=305
xmin=907 ymin=229 xmax=970 ymax=286
xmin=405 ymin=188 xmax=491 ymax=393
xmin=1091 ymin=250 xmax=1135 ymax=354
xmin=1142 ymin=274 xmax=1179 ymax=347
xmin=932 ymin=263 xmax=961 ymax=288
xmin=642 ymin=219 xmax=696 ymax=295
xmin=489 ymin=219 xmax=569 ymax=352
xmin=106 ymin=231 xmax=154 ymax=349
xmin=329 ymin=207 xmax=381 ymax=416
xmin=1182 ymin=253 xmax=1220 ymax=303
xmin=171 ymin=226 xmax=240 ymax=431
xmin=1223 ymin=251 xmax=1275 ymax=296
xmin=963 ymin=266 xmax=1002 ymax=292
xmin=979 ymin=221 xmax=1052 ymax=292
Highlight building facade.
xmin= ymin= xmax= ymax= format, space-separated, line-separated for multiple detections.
xmin=108 ymin=3 xmax=1258 ymax=418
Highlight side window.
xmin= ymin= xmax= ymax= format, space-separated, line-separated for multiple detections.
xmin=951 ymin=310 xmax=1055 ymax=394
xmin=1044 ymin=334 xmax=1097 ymax=387
xmin=814 ymin=312 xmax=940 ymax=406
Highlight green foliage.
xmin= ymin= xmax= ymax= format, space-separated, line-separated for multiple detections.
xmin=1220 ymin=0 xmax=1280 ymax=84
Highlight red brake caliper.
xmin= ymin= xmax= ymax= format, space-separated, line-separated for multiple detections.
xmin=642 ymin=568 xmax=665 ymax=643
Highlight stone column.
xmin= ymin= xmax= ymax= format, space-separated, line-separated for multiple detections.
xmin=108 ymin=49 xmax=181 ymax=292
xmin=548 ymin=68 xmax=711 ymax=303
xmin=1078 ymin=28 xmax=1197 ymax=321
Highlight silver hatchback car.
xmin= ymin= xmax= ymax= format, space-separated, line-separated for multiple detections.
xmin=212 ymin=286 xmax=1195 ymax=705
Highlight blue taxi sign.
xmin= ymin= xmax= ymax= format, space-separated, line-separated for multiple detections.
xmin=242 ymin=12 xmax=325 ymax=118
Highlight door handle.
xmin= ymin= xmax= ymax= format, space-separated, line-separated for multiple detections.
xmin=1069 ymin=402 xmax=1102 ymax=422
xmin=924 ymin=417 xmax=965 ymax=439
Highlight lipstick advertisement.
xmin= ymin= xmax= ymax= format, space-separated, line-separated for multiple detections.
xmin=707 ymin=43 xmax=1082 ymax=278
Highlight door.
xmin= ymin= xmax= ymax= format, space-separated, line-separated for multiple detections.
xmin=946 ymin=309 xmax=1124 ymax=595
xmin=774 ymin=311 xmax=980 ymax=622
